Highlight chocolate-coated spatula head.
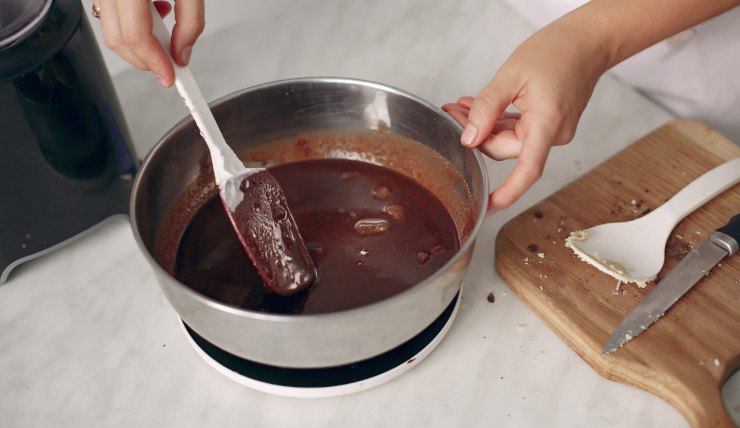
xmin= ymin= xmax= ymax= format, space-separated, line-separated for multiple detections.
xmin=151 ymin=6 xmax=316 ymax=295
xmin=224 ymin=169 xmax=316 ymax=295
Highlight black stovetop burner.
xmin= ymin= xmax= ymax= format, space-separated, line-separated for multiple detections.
xmin=182 ymin=291 xmax=461 ymax=397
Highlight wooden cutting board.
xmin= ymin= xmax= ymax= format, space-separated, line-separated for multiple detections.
xmin=494 ymin=119 xmax=740 ymax=428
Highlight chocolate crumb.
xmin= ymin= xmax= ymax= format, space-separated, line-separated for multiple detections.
xmin=527 ymin=244 xmax=539 ymax=252
xmin=487 ymin=292 xmax=495 ymax=303
xmin=666 ymin=239 xmax=691 ymax=262
xmin=383 ymin=203 xmax=406 ymax=222
xmin=534 ymin=211 xmax=544 ymax=219
xmin=372 ymin=185 xmax=391 ymax=200
xmin=416 ymin=250 xmax=431 ymax=264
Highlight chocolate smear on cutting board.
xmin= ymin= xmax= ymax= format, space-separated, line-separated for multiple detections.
xmin=666 ymin=238 xmax=691 ymax=262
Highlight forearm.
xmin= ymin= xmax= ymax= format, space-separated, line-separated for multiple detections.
xmin=556 ymin=0 xmax=739 ymax=73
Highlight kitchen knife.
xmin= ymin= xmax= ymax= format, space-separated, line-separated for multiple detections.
xmin=602 ymin=213 xmax=740 ymax=355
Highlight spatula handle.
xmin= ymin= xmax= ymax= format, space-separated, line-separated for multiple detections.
xmin=655 ymin=157 xmax=740 ymax=226
xmin=148 ymin=3 xmax=244 ymax=185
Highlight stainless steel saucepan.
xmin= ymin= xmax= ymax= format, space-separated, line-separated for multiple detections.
xmin=130 ymin=77 xmax=488 ymax=368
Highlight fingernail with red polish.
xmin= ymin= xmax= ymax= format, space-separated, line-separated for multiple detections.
xmin=180 ymin=46 xmax=192 ymax=65
xmin=461 ymin=124 xmax=478 ymax=147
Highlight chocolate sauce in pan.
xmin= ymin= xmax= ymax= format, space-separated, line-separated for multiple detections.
xmin=174 ymin=159 xmax=459 ymax=314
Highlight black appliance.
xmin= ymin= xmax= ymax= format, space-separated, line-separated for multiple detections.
xmin=0 ymin=0 xmax=137 ymax=283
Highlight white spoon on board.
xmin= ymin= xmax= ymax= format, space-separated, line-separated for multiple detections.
xmin=149 ymin=5 xmax=316 ymax=296
xmin=565 ymin=157 xmax=740 ymax=287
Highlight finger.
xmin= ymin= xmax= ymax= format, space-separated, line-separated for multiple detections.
xmin=442 ymin=103 xmax=470 ymax=126
xmin=98 ymin=0 xmax=148 ymax=70
xmin=118 ymin=0 xmax=175 ymax=86
xmin=453 ymin=97 xmax=518 ymax=122
xmin=172 ymin=0 xmax=206 ymax=66
xmin=445 ymin=110 xmax=469 ymax=127
xmin=460 ymin=96 xmax=519 ymax=122
xmin=477 ymin=130 xmax=522 ymax=161
xmin=551 ymin=133 xmax=572 ymax=146
xmin=457 ymin=96 xmax=474 ymax=109
xmin=442 ymin=104 xmax=470 ymax=118
xmin=498 ymin=111 xmax=521 ymax=121
xmin=492 ymin=118 xmax=517 ymax=134
xmin=441 ymin=103 xmax=467 ymax=114
xmin=442 ymin=103 xmax=470 ymax=112
xmin=477 ymin=118 xmax=520 ymax=158
xmin=488 ymin=128 xmax=551 ymax=211
xmin=461 ymin=77 xmax=517 ymax=148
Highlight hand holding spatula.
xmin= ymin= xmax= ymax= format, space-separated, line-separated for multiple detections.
xmin=149 ymin=5 xmax=316 ymax=296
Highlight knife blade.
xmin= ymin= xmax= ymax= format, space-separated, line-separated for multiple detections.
xmin=602 ymin=213 xmax=740 ymax=355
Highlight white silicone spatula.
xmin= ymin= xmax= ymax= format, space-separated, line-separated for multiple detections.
xmin=565 ymin=157 xmax=740 ymax=287
xmin=149 ymin=5 xmax=315 ymax=296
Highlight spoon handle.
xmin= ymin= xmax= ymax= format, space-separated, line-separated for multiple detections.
xmin=148 ymin=4 xmax=244 ymax=185
xmin=655 ymin=157 xmax=740 ymax=226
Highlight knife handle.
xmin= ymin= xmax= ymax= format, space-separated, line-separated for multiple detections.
xmin=710 ymin=214 xmax=740 ymax=255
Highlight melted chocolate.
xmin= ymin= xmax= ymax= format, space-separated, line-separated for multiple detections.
xmin=174 ymin=159 xmax=459 ymax=314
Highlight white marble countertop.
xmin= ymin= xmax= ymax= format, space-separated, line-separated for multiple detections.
xmin=4 ymin=1 xmax=738 ymax=427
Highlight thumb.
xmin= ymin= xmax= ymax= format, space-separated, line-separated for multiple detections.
xmin=461 ymin=75 xmax=517 ymax=148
